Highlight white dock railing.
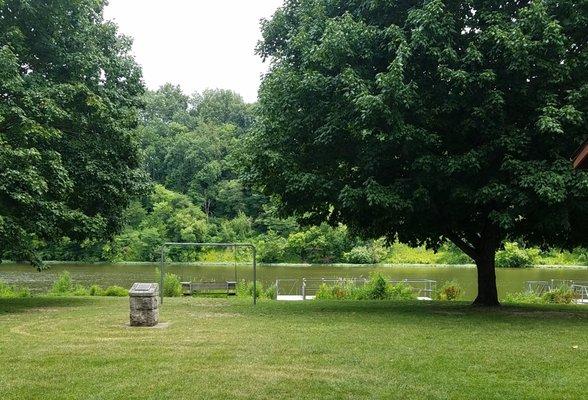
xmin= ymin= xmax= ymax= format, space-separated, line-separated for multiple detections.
xmin=275 ymin=278 xmax=437 ymax=301
xmin=571 ymin=284 xmax=588 ymax=304
xmin=525 ymin=279 xmax=588 ymax=304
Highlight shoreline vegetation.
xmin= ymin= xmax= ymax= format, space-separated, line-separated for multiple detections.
xmin=4 ymin=240 xmax=587 ymax=269
xmin=2 ymin=260 xmax=588 ymax=270
xmin=1 ymin=271 xmax=583 ymax=307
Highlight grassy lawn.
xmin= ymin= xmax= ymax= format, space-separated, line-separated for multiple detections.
xmin=0 ymin=297 xmax=586 ymax=399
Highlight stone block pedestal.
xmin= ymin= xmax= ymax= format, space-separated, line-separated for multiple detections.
xmin=129 ymin=283 xmax=159 ymax=327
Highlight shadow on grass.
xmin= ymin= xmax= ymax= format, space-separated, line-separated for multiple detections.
xmin=246 ymin=299 xmax=588 ymax=322
xmin=0 ymin=296 xmax=99 ymax=315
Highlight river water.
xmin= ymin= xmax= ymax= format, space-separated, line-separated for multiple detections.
xmin=1 ymin=262 xmax=586 ymax=300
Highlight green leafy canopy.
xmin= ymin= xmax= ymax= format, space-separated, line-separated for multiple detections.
xmin=245 ymin=0 xmax=588 ymax=303
xmin=0 ymin=0 xmax=147 ymax=267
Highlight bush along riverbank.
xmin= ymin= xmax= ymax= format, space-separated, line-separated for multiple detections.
xmin=0 ymin=272 xmax=582 ymax=306
xmin=314 ymin=276 xmax=464 ymax=302
xmin=504 ymin=287 xmax=580 ymax=305
xmin=0 ymin=271 xmax=279 ymax=301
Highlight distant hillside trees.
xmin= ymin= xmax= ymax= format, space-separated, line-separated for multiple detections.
xmin=137 ymin=85 xmax=262 ymax=218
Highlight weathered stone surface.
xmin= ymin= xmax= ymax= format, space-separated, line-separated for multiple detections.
xmin=130 ymin=308 xmax=159 ymax=327
xmin=130 ymin=296 xmax=158 ymax=311
xmin=129 ymin=282 xmax=159 ymax=327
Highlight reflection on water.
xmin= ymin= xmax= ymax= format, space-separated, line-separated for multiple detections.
xmin=0 ymin=262 xmax=586 ymax=300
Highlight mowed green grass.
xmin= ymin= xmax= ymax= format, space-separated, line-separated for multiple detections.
xmin=0 ymin=297 xmax=586 ymax=400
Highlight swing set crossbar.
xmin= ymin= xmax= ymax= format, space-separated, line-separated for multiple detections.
xmin=160 ymin=242 xmax=257 ymax=305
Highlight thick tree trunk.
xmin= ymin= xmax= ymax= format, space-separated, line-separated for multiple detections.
xmin=473 ymin=249 xmax=500 ymax=307
xmin=447 ymin=229 xmax=501 ymax=306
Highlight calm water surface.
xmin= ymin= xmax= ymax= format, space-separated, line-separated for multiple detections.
xmin=1 ymin=262 xmax=586 ymax=300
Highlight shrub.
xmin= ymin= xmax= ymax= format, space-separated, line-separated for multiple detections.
xmin=541 ymin=287 xmax=575 ymax=304
xmin=315 ymin=277 xmax=414 ymax=301
xmin=384 ymin=242 xmax=442 ymax=264
xmin=387 ymin=283 xmax=416 ymax=300
xmin=503 ymin=292 xmax=544 ymax=304
xmin=342 ymin=247 xmax=370 ymax=264
xmin=342 ymin=240 xmax=390 ymax=265
xmin=72 ymin=285 xmax=89 ymax=296
xmin=437 ymin=243 xmax=473 ymax=264
xmin=502 ymin=288 xmax=575 ymax=305
xmin=496 ymin=242 xmax=538 ymax=268
xmin=50 ymin=271 xmax=73 ymax=294
xmin=331 ymin=283 xmax=352 ymax=299
xmin=264 ymin=284 xmax=277 ymax=300
xmin=89 ymin=284 xmax=105 ymax=296
xmin=534 ymin=247 xmax=588 ymax=266
xmin=361 ymin=274 xmax=390 ymax=300
xmin=315 ymin=282 xmax=352 ymax=300
xmin=104 ymin=286 xmax=128 ymax=297
xmin=163 ymin=273 xmax=183 ymax=297
xmin=0 ymin=281 xmax=31 ymax=298
xmin=437 ymin=280 xmax=464 ymax=301
xmin=237 ymin=280 xmax=263 ymax=298
xmin=315 ymin=283 xmax=334 ymax=299
xmin=257 ymin=231 xmax=287 ymax=263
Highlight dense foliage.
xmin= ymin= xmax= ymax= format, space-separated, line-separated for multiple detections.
xmin=436 ymin=280 xmax=464 ymax=301
xmin=0 ymin=0 xmax=146 ymax=268
xmin=0 ymin=279 xmax=30 ymax=298
xmin=15 ymin=79 xmax=584 ymax=268
xmin=246 ymin=0 xmax=588 ymax=305
xmin=32 ymin=81 xmax=586 ymax=267
xmin=48 ymin=271 xmax=127 ymax=297
xmin=138 ymin=85 xmax=259 ymax=218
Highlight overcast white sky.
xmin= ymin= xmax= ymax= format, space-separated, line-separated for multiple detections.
xmin=104 ymin=0 xmax=283 ymax=103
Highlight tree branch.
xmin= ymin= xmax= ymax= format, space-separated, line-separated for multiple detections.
xmin=446 ymin=232 xmax=478 ymax=260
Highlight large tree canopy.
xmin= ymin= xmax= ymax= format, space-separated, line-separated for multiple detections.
xmin=0 ymin=0 xmax=145 ymax=268
xmin=246 ymin=0 xmax=588 ymax=305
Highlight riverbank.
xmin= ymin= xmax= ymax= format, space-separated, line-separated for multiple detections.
xmin=4 ymin=260 xmax=588 ymax=269
xmin=2 ymin=262 xmax=587 ymax=300
xmin=0 ymin=296 xmax=585 ymax=400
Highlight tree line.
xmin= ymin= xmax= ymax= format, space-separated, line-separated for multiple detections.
xmin=40 ymin=84 xmax=587 ymax=269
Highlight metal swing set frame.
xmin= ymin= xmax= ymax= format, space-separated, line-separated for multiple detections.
xmin=159 ymin=242 xmax=257 ymax=306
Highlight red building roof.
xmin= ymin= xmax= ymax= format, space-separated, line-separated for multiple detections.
xmin=573 ymin=140 xmax=588 ymax=169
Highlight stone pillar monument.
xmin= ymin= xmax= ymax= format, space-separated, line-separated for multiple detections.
xmin=129 ymin=283 xmax=159 ymax=327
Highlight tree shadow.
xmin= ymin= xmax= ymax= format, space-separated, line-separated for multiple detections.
xmin=256 ymin=299 xmax=588 ymax=323
xmin=0 ymin=296 xmax=99 ymax=315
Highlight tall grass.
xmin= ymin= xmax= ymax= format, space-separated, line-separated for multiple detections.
xmin=315 ymin=274 xmax=416 ymax=301
xmin=50 ymin=271 xmax=73 ymax=294
xmin=163 ymin=273 xmax=182 ymax=297
xmin=155 ymin=268 xmax=183 ymax=297
xmin=0 ymin=280 xmax=31 ymax=298
xmin=503 ymin=287 xmax=576 ymax=305
xmin=48 ymin=272 xmax=127 ymax=297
